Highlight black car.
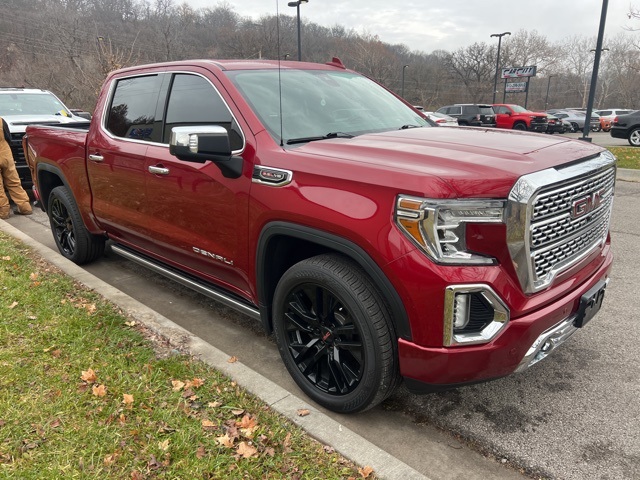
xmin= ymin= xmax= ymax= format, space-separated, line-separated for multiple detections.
xmin=610 ymin=110 xmax=640 ymax=146
xmin=436 ymin=104 xmax=496 ymax=127
xmin=546 ymin=114 xmax=566 ymax=134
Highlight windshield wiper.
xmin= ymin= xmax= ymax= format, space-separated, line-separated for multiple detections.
xmin=286 ymin=132 xmax=355 ymax=145
xmin=399 ymin=124 xmax=422 ymax=130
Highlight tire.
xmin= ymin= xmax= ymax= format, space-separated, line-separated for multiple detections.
xmin=272 ymin=254 xmax=399 ymax=413
xmin=571 ymin=122 xmax=579 ymax=132
xmin=513 ymin=122 xmax=527 ymax=131
xmin=628 ymin=127 xmax=640 ymax=147
xmin=48 ymin=186 xmax=105 ymax=265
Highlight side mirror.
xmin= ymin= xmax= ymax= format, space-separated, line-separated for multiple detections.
xmin=169 ymin=126 xmax=243 ymax=178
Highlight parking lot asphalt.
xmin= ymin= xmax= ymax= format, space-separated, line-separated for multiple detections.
xmin=2 ymin=144 xmax=638 ymax=480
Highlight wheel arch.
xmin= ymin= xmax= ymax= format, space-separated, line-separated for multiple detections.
xmin=256 ymin=222 xmax=412 ymax=341
xmin=36 ymin=163 xmax=103 ymax=233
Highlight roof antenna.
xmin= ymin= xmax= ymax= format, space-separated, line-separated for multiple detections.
xmin=277 ymin=0 xmax=284 ymax=147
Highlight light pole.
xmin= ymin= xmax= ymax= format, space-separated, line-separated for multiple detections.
xmin=491 ymin=31 xmax=511 ymax=104
xmin=544 ymin=75 xmax=556 ymax=111
xmin=581 ymin=0 xmax=609 ymax=141
xmin=401 ymin=64 xmax=409 ymax=99
xmin=288 ymin=0 xmax=308 ymax=61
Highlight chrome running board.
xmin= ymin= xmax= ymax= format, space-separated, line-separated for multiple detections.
xmin=110 ymin=243 xmax=261 ymax=321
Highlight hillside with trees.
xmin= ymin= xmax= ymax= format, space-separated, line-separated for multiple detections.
xmin=1 ymin=0 xmax=638 ymax=112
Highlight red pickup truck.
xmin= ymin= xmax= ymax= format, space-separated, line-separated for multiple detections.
xmin=24 ymin=59 xmax=615 ymax=413
xmin=493 ymin=103 xmax=549 ymax=132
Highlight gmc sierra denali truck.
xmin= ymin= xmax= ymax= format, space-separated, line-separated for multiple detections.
xmin=23 ymin=59 xmax=615 ymax=413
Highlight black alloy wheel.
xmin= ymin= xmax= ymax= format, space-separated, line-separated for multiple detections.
xmin=48 ymin=186 xmax=105 ymax=265
xmin=49 ymin=194 xmax=76 ymax=257
xmin=273 ymin=254 xmax=399 ymax=413
xmin=282 ymin=282 xmax=364 ymax=396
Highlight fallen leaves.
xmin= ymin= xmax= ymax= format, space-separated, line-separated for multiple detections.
xmin=296 ymin=409 xmax=310 ymax=417
xmin=81 ymin=368 xmax=97 ymax=383
xmin=8 ymin=301 xmax=18 ymax=309
xmin=358 ymin=466 xmax=374 ymax=478
xmin=92 ymin=384 xmax=107 ymax=397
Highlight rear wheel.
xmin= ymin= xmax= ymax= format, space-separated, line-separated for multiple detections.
xmin=628 ymin=128 xmax=640 ymax=147
xmin=48 ymin=186 xmax=105 ymax=264
xmin=272 ymin=254 xmax=399 ymax=413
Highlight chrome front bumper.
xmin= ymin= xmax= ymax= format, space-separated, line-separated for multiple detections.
xmin=514 ymin=316 xmax=580 ymax=373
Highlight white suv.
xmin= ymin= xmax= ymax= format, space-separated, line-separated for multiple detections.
xmin=0 ymin=88 xmax=88 ymax=191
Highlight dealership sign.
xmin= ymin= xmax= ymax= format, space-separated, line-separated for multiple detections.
xmin=505 ymin=82 xmax=528 ymax=93
xmin=501 ymin=66 xmax=537 ymax=78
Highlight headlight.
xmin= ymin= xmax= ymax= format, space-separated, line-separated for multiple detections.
xmin=395 ymin=195 xmax=505 ymax=265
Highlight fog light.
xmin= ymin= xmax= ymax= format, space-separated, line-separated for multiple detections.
xmin=453 ymin=294 xmax=470 ymax=330
xmin=444 ymin=284 xmax=509 ymax=346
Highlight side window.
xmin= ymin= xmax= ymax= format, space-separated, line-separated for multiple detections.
xmin=449 ymin=107 xmax=461 ymax=115
xmin=496 ymin=106 xmax=508 ymax=114
xmin=164 ymin=74 xmax=243 ymax=151
xmin=106 ymin=75 xmax=162 ymax=142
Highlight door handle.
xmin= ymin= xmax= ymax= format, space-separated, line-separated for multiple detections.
xmin=88 ymin=154 xmax=104 ymax=162
xmin=148 ymin=165 xmax=170 ymax=175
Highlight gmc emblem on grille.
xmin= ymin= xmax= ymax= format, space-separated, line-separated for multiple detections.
xmin=571 ymin=189 xmax=606 ymax=219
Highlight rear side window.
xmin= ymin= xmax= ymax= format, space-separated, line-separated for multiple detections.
xmin=106 ymin=75 xmax=162 ymax=142
xmin=164 ymin=74 xmax=243 ymax=151
xmin=478 ymin=106 xmax=495 ymax=115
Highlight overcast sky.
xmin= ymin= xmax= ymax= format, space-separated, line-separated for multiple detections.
xmin=183 ymin=1 xmax=637 ymax=52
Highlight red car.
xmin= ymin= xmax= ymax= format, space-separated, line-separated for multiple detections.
xmin=24 ymin=59 xmax=615 ymax=413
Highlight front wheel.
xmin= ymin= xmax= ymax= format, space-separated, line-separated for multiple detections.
xmin=512 ymin=122 xmax=527 ymax=131
xmin=272 ymin=254 xmax=399 ymax=413
xmin=571 ymin=122 xmax=579 ymax=132
xmin=628 ymin=128 xmax=640 ymax=147
xmin=48 ymin=186 xmax=105 ymax=264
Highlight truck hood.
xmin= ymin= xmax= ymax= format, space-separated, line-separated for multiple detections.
xmin=297 ymin=127 xmax=604 ymax=197
xmin=2 ymin=114 xmax=88 ymax=133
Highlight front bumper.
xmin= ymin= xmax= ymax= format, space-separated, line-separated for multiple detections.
xmin=398 ymin=248 xmax=612 ymax=391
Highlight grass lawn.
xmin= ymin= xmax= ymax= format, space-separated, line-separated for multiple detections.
xmin=0 ymin=232 xmax=372 ymax=479
xmin=608 ymin=146 xmax=640 ymax=169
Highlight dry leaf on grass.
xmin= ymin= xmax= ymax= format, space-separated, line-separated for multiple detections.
xmin=122 ymin=394 xmax=134 ymax=405
xmin=92 ymin=384 xmax=107 ymax=397
xmin=171 ymin=380 xmax=185 ymax=391
xmin=216 ymin=433 xmax=235 ymax=448
xmin=81 ymin=368 xmax=97 ymax=383
xmin=236 ymin=441 xmax=258 ymax=458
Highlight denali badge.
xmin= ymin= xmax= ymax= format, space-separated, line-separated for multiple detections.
xmin=252 ymin=166 xmax=293 ymax=186
xmin=571 ymin=189 xmax=606 ymax=219
xmin=192 ymin=247 xmax=234 ymax=265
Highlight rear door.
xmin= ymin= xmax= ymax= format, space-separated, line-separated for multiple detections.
xmin=86 ymin=73 xmax=167 ymax=248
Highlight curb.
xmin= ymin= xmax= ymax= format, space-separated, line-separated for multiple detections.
xmin=617 ymin=167 xmax=640 ymax=183
xmin=0 ymin=220 xmax=428 ymax=480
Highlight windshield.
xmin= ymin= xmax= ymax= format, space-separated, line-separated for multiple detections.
xmin=510 ymin=105 xmax=529 ymax=113
xmin=0 ymin=92 xmax=71 ymax=116
xmin=226 ymin=69 xmax=430 ymax=145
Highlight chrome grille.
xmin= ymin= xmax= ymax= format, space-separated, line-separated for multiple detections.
xmin=506 ymin=152 xmax=616 ymax=293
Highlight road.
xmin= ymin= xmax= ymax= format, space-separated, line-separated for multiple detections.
xmin=2 ymin=143 xmax=638 ymax=480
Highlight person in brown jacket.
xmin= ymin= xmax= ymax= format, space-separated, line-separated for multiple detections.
xmin=0 ymin=116 xmax=32 ymax=219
